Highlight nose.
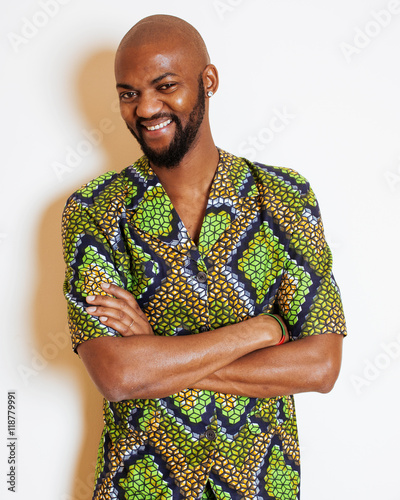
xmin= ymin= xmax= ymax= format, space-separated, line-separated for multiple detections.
xmin=135 ymin=91 xmax=163 ymax=119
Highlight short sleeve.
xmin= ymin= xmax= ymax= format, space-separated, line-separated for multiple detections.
xmin=62 ymin=195 xmax=128 ymax=353
xmin=275 ymin=184 xmax=347 ymax=340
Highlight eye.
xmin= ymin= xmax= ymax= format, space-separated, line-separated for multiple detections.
xmin=158 ymin=82 xmax=177 ymax=92
xmin=119 ymin=91 xmax=137 ymax=102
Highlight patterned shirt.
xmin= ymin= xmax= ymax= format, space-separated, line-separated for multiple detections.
xmin=62 ymin=149 xmax=346 ymax=500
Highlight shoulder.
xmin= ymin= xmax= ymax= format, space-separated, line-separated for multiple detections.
xmin=218 ymin=149 xmax=310 ymax=197
xmin=231 ymin=153 xmax=319 ymax=220
xmin=61 ymin=162 xmax=142 ymax=245
xmin=248 ymin=160 xmax=310 ymax=198
xmin=64 ymin=155 xmax=155 ymax=214
xmin=64 ymin=155 xmax=151 ymax=212
xmin=65 ymin=170 xmax=125 ymax=210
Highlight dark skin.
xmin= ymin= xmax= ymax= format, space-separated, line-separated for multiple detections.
xmin=77 ymin=15 xmax=343 ymax=403
xmin=115 ymin=21 xmax=219 ymax=243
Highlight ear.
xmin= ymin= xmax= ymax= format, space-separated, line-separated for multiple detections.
xmin=203 ymin=64 xmax=219 ymax=96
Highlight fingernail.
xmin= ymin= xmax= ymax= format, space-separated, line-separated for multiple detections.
xmin=86 ymin=307 xmax=96 ymax=313
xmin=101 ymin=283 xmax=110 ymax=289
xmin=87 ymin=296 xmax=95 ymax=302
xmin=100 ymin=316 xmax=108 ymax=322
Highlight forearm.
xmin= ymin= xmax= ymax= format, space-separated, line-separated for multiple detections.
xmin=78 ymin=315 xmax=283 ymax=401
xmin=193 ymin=333 xmax=343 ymax=398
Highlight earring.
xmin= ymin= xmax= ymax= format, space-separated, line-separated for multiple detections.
xmin=207 ymin=91 xmax=213 ymax=97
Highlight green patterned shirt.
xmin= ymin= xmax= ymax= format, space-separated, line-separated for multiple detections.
xmin=62 ymin=149 xmax=346 ymax=499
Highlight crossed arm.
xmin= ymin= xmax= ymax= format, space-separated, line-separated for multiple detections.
xmin=77 ymin=283 xmax=343 ymax=402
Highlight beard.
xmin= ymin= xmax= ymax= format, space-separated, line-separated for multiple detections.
xmin=126 ymin=75 xmax=206 ymax=169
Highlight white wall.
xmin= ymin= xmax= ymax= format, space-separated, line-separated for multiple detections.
xmin=1 ymin=0 xmax=399 ymax=499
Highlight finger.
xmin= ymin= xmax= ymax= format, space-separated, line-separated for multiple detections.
xmin=86 ymin=304 xmax=135 ymax=324
xmin=97 ymin=314 xmax=151 ymax=337
xmin=100 ymin=283 xmax=148 ymax=320
xmin=98 ymin=314 xmax=135 ymax=337
xmin=86 ymin=294 xmax=132 ymax=313
xmin=86 ymin=295 xmax=149 ymax=329
xmin=86 ymin=305 xmax=151 ymax=336
xmin=86 ymin=291 xmax=139 ymax=319
xmin=85 ymin=284 xmax=153 ymax=335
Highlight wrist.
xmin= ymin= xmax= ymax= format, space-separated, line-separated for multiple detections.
xmin=264 ymin=313 xmax=286 ymax=345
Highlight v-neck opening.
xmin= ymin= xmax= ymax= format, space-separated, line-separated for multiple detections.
xmin=126 ymin=149 xmax=259 ymax=257
xmin=140 ymin=150 xmax=226 ymax=253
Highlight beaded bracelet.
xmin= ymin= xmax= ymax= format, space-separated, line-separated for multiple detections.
xmin=265 ymin=313 xmax=286 ymax=345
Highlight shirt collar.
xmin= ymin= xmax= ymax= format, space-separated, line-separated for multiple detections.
xmin=127 ymin=149 xmax=259 ymax=199
xmin=125 ymin=149 xmax=259 ymax=255
xmin=209 ymin=149 xmax=259 ymax=201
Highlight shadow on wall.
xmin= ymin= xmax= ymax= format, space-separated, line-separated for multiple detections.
xmin=33 ymin=49 xmax=142 ymax=499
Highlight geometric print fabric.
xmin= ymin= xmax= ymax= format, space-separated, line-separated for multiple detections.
xmin=62 ymin=149 xmax=346 ymax=499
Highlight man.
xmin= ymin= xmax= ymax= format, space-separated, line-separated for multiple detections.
xmin=62 ymin=14 xmax=346 ymax=500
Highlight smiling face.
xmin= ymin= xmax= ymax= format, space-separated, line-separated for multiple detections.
xmin=116 ymin=43 xmax=206 ymax=168
xmin=114 ymin=16 xmax=217 ymax=169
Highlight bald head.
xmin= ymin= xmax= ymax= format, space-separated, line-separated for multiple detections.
xmin=117 ymin=15 xmax=210 ymax=69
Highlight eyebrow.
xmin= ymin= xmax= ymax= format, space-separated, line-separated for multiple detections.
xmin=116 ymin=72 xmax=179 ymax=90
xmin=116 ymin=83 xmax=134 ymax=90
xmin=151 ymin=72 xmax=179 ymax=84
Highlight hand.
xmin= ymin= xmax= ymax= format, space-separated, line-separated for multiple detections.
xmin=85 ymin=283 xmax=153 ymax=337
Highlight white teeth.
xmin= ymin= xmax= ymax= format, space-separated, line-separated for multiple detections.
xmin=146 ymin=119 xmax=172 ymax=131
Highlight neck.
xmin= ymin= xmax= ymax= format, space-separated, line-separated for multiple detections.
xmin=150 ymin=131 xmax=219 ymax=199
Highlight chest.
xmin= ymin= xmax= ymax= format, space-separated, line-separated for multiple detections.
xmin=125 ymin=200 xmax=289 ymax=335
xmin=167 ymin=192 xmax=208 ymax=246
